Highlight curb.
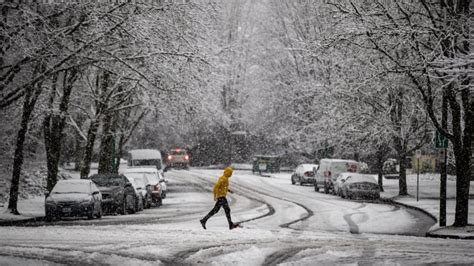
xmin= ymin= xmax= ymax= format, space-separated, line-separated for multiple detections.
xmin=425 ymin=232 xmax=474 ymax=240
xmin=381 ymin=197 xmax=474 ymax=240
xmin=379 ymin=197 xmax=438 ymax=222
xmin=0 ymin=216 xmax=45 ymax=226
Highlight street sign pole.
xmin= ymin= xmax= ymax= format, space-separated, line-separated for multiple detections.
xmin=415 ymin=150 xmax=421 ymax=202
xmin=440 ymin=148 xmax=447 ymax=226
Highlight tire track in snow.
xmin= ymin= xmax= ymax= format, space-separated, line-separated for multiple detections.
xmin=0 ymin=244 xmax=163 ymax=265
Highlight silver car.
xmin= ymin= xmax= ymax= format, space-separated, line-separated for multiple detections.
xmin=340 ymin=174 xmax=380 ymax=200
xmin=45 ymin=179 xmax=102 ymax=221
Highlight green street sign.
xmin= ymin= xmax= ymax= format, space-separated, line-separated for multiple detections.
xmin=435 ymin=130 xmax=448 ymax=148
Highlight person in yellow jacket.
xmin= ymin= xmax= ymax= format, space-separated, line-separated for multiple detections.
xmin=200 ymin=167 xmax=238 ymax=230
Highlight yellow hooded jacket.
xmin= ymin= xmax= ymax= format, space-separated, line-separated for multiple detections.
xmin=213 ymin=167 xmax=233 ymax=200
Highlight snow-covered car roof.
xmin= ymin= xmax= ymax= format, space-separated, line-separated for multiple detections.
xmin=320 ymin=158 xmax=359 ymax=164
xmin=123 ymin=167 xmax=158 ymax=173
xmin=52 ymin=179 xmax=93 ymax=194
xmin=299 ymin=164 xmax=318 ymax=172
xmin=128 ymin=149 xmax=162 ymax=160
xmin=345 ymin=174 xmax=377 ymax=184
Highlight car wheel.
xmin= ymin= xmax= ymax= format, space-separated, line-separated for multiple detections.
xmin=324 ymin=184 xmax=329 ymax=194
xmin=299 ymin=178 xmax=304 ymax=186
xmin=129 ymin=195 xmax=136 ymax=214
xmin=97 ymin=205 xmax=102 ymax=218
xmin=119 ymin=198 xmax=127 ymax=215
xmin=87 ymin=207 xmax=94 ymax=219
xmin=156 ymin=197 xmax=162 ymax=207
xmin=314 ymin=182 xmax=319 ymax=192
xmin=45 ymin=211 xmax=54 ymax=222
xmin=291 ymin=175 xmax=296 ymax=185
xmin=162 ymin=191 xmax=166 ymax=199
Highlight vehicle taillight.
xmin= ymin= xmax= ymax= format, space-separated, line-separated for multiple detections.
xmin=304 ymin=171 xmax=314 ymax=177
xmin=167 ymin=155 xmax=172 ymax=160
xmin=154 ymin=184 xmax=161 ymax=192
xmin=184 ymin=155 xmax=189 ymax=161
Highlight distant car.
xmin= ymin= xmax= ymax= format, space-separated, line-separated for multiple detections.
xmin=124 ymin=172 xmax=151 ymax=209
xmin=124 ymin=167 xmax=168 ymax=200
xmin=123 ymin=173 xmax=145 ymax=212
xmin=314 ymin=159 xmax=360 ymax=194
xmin=166 ymin=148 xmax=190 ymax=169
xmin=89 ymin=174 xmax=137 ymax=214
xmin=340 ymin=174 xmax=380 ymax=200
xmin=45 ymin=179 xmax=102 ymax=221
xmin=333 ymin=172 xmax=353 ymax=196
xmin=291 ymin=164 xmax=318 ymax=185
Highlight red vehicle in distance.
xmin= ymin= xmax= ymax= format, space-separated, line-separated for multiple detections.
xmin=166 ymin=149 xmax=190 ymax=169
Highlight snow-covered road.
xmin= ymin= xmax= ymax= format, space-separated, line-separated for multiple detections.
xmin=1 ymin=169 xmax=473 ymax=265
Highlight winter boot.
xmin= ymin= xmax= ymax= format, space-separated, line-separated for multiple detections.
xmin=200 ymin=219 xmax=207 ymax=230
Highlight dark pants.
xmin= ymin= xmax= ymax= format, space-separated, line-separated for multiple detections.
xmin=202 ymin=197 xmax=233 ymax=226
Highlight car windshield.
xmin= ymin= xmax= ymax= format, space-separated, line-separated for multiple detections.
xmin=91 ymin=175 xmax=122 ymax=186
xmin=170 ymin=150 xmax=186 ymax=155
xmin=131 ymin=159 xmax=162 ymax=170
xmin=52 ymin=182 xmax=90 ymax=194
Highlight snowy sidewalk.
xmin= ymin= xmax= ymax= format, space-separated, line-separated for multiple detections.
xmin=381 ymin=173 xmax=474 ymax=239
xmin=0 ymin=197 xmax=45 ymax=225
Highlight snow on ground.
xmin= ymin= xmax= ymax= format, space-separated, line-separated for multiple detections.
xmin=381 ymin=173 xmax=474 ymax=228
xmin=1 ymin=168 xmax=473 ymax=265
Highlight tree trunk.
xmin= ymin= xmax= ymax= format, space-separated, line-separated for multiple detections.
xmin=449 ymin=86 xmax=472 ymax=226
xmin=398 ymin=152 xmax=408 ymax=196
xmin=375 ymin=146 xmax=386 ymax=192
xmin=7 ymin=85 xmax=42 ymax=214
xmin=98 ymin=114 xmax=115 ymax=174
xmin=80 ymin=120 xmax=99 ymax=178
xmin=44 ymin=69 xmax=77 ymax=191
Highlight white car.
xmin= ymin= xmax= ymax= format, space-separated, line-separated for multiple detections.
xmin=123 ymin=173 xmax=145 ymax=212
xmin=124 ymin=172 xmax=152 ymax=209
xmin=124 ymin=167 xmax=168 ymax=201
xmin=291 ymin=164 xmax=318 ymax=185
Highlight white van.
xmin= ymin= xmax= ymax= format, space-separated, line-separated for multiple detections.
xmin=314 ymin=159 xmax=359 ymax=194
xmin=127 ymin=149 xmax=165 ymax=176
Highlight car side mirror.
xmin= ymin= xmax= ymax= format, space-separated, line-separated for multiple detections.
xmin=92 ymin=191 xmax=100 ymax=195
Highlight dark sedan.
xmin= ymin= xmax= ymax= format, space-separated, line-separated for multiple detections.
xmin=89 ymin=174 xmax=137 ymax=215
xmin=45 ymin=179 xmax=102 ymax=221
xmin=340 ymin=174 xmax=380 ymax=200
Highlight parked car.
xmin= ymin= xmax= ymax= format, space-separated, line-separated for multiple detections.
xmin=314 ymin=159 xmax=360 ymax=194
xmin=166 ymin=148 xmax=190 ymax=169
xmin=124 ymin=167 xmax=168 ymax=200
xmin=89 ymin=174 xmax=137 ymax=214
xmin=45 ymin=179 xmax=102 ymax=221
xmin=127 ymin=149 xmax=166 ymax=177
xmin=124 ymin=172 xmax=151 ymax=209
xmin=123 ymin=173 xmax=145 ymax=212
xmin=340 ymin=174 xmax=380 ymax=200
xmin=333 ymin=172 xmax=353 ymax=196
xmin=291 ymin=164 xmax=318 ymax=185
